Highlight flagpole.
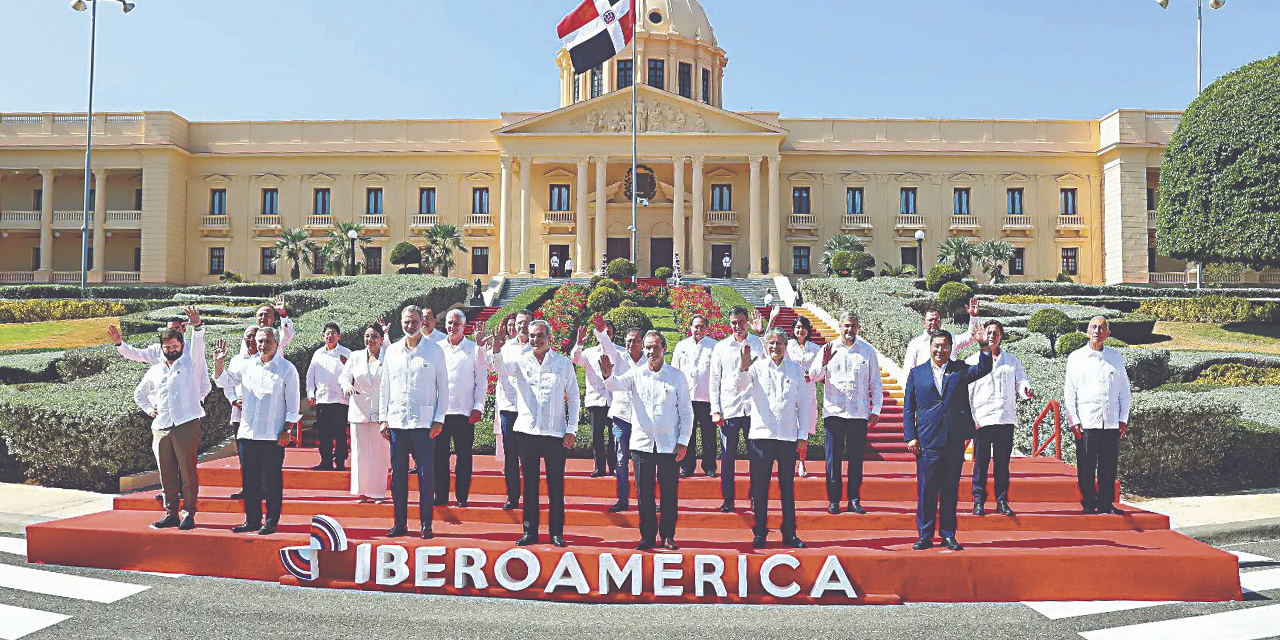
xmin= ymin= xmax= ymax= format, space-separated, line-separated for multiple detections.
xmin=630 ymin=0 xmax=639 ymax=282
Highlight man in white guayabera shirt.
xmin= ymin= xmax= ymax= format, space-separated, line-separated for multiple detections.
xmin=572 ymin=320 xmax=618 ymax=478
xmin=132 ymin=306 xmax=209 ymax=531
xmin=492 ymin=311 xmax=533 ymax=509
xmin=1064 ymin=316 xmax=1131 ymax=516
xmin=306 ymin=322 xmax=351 ymax=471
xmin=433 ymin=309 xmax=488 ymax=508
xmin=966 ymin=319 xmax=1034 ymax=517
xmin=901 ymin=298 xmax=982 ymax=370
xmin=670 ymin=313 xmax=719 ymax=478
xmin=590 ymin=316 xmax=646 ymax=513
xmin=708 ymin=306 xmax=764 ymax=513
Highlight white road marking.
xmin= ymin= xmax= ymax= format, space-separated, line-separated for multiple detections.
xmin=1079 ymin=604 xmax=1280 ymax=640
xmin=0 ymin=538 xmax=27 ymax=557
xmin=0 ymin=564 xmax=148 ymax=603
xmin=1240 ymin=568 xmax=1280 ymax=594
xmin=0 ymin=603 xmax=71 ymax=640
xmin=1023 ymin=600 xmax=1175 ymax=620
xmin=1230 ymin=550 xmax=1273 ymax=564
xmin=136 ymin=571 xmax=186 ymax=578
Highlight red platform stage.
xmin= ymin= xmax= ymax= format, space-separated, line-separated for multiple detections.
xmin=25 ymin=450 xmax=1242 ymax=605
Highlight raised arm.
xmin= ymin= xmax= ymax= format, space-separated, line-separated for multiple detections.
xmin=953 ymin=299 xmax=982 ymax=352
xmin=964 ymin=349 xmax=993 ymax=384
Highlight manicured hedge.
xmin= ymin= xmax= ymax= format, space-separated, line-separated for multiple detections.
xmin=709 ymin=285 xmax=752 ymax=317
xmin=976 ymin=282 xmax=1280 ymax=299
xmin=0 ymin=351 xmax=64 ymax=384
xmin=0 ymin=278 xmax=355 ymax=301
xmin=1120 ymin=392 xmax=1241 ymax=496
xmin=484 ymin=285 xmax=558 ymax=332
xmin=1138 ymin=295 xmax=1280 ymax=324
xmin=1166 ymin=351 xmax=1280 ymax=383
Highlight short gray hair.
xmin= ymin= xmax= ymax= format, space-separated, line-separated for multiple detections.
xmin=258 ymin=327 xmax=278 ymax=342
xmin=765 ymin=328 xmax=789 ymax=343
xmin=445 ymin=308 xmax=467 ymax=323
xmin=840 ymin=310 xmax=860 ymax=324
xmin=528 ymin=319 xmax=551 ymax=336
xmin=644 ymin=330 xmax=667 ymax=349
xmin=401 ymin=304 xmax=423 ymax=318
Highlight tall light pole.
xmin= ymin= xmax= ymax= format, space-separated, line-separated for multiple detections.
xmin=914 ymin=229 xmax=925 ymax=276
xmin=347 ymin=229 xmax=358 ymax=276
xmin=1156 ymin=0 xmax=1225 ymax=288
xmin=72 ymin=0 xmax=135 ymax=295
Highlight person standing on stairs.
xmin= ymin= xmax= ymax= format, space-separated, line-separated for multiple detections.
xmin=966 ymin=319 xmax=1033 ymax=517
xmin=787 ymin=316 xmax=822 ymax=478
xmin=222 ymin=326 xmax=259 ymax=501
xmin=571 ymin=320 xmax=618 ymax=478
xmin=306 ymin=323 xmax=352 ymax=471
xmin=433 ymin=309 xmax=488 ymax=508
xmin=407 ymin=307 xmax=447 ymax=476
xmin=339 ymin=322 xmax=390 ymax=504
xmin=590 ymin=316 xmax=648 ymax=513
xmin=492 ymin=312 xmax=533 ymax=509
xmin=810 ymin=311 xmax=883 ymax=515
xmin=902 ymin=299 xmax=981 ymax=370
xmin=670 ymin=314 xmax=719 ymax=479
xmin=709 ymin=306 xmax=766 ymax=513
xmin=1064 ymin=316 xmax=1131 ymax=516
xmin=241 ymin=297 xmax=295 ymax=361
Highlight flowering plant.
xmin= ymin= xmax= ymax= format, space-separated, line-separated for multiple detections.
xmin=533 ymin=284 xmax=591 ymax=354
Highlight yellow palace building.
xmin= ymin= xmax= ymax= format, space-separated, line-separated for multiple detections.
xmin=0 ymin=0 xmax=1207 ymax=287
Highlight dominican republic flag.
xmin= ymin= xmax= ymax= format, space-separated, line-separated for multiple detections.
xmin=557 ymin=0 xmax=635 ymax=76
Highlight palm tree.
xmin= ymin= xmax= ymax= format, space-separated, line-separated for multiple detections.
xmin=273 ymin=228 xmax=315 ymax=281
xmin=421 ymin=223 xmax=466 ymax=276
xmin=936 ymin=236 xmax=976 ymax=275
xmin=975 ymin=240 xmax=1016 ymax=284
xmin=878 ymin=262 xmax=916 ymax=278
xmin=820 ymin=234 xmax=865 ymax=276
xmin=321 ymin=221 xmax=372 ymax=275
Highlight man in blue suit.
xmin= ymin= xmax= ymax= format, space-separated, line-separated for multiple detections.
xmin=903 ymin=328 xmax=993 ymax=551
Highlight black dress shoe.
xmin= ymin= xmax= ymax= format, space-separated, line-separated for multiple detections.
xmin=636 ymin=539 xmax=656 ymax=551
xmin=178 ymin=513 xmax=196 ymax=531
xmin=1082 ymin=507 xmax=1097 ymax=515
xmin=257 ymin=522 xmax=278 ymax=535
xmin=150 ymin=514 xmax=181 ymax=529
xmin=679 ymin=470 xmax=693 ymax=479
xmin=943 ymin=537 xmax=964 ymax=551
xmin=335 ymin=464 xmax=347 ymax=472
xmin=912 ymin=537 xmax=933 ymax=550
xmin=550 ymin=536 xmax=568 ymax=548
xmin=420 ymin=524 xmax=433 ymax=539
xmin=782 ymin=536 xmax=807 ymax=549
xmin=607 ymin=501 xmax=629 ymax=513
xmin=1100 ymin=506 xmax=1126 ymax=515
xmin=434 ymin=498 xmax=449 ymax=506
xmin=706 ymin=469 xmax=718 ymax=478
xmin=232 ymin=521 xmax=261 ymax=534
xmin=516 ymin=533 xmax=538 ymax=546
xmin=827 ymin=503 xmax=840 ymax=515
xmin=311 ymin=463 xmax=333 ymax=471
xmin=589 ymin=470 xmax=606 ymax=478
xmin=718 ymin=501 xmax=734 ymax=513
xmin=751 ymin=535 xmax=767 ymax=549
xmin=503 ymin=500 xmax=518 ymax=510
xmin=661 ymin=538 xmax=679 ymax=551
xmin=408 ymin=466 xmax=419 ymax=475
xmin=996 ymin=501 xmax=1016 ymax=516
xmin=457 ymin=500 xmax=468 ymax=508
xmin=386 ymin=525 xmax=408 ymax=537
xmin=973 ymin=501 xmax=987 ymax=517
xmin=847 ymin=500 xmax=867 ymax=515
xmin=230 ymin=491 xmax=245 ymax=500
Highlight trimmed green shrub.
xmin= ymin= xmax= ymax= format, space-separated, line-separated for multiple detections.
xmin=976 ymin=282 xmax=1280 ymax=300
xmin=587 ymin=287 xmax=622 ymax=314
xmin=654 ymin=267 xmax=673 ymax=279
xmin=936 ymin=281 xmax=973 ymax=316
xmin=1194 ymin=363 xmax=1280 ymax=386
xmin=603 ymin=306 xmax=653 ymax=341
xmin=925 ymin=264 xmax=963 ymax=292
xmin=389 ymin=241 xmax=422 ymax=269
xmin=1124 ymin=348 xmax=1171 ymax=391
xmin=1120 ymin=392 xmax=1239 ymax=496
xmin=606 ymin=259 xmax=637 ymax=279
xmin=0 ymin=299 xmax=128 ymax=323
xmin=0 ymin=351 xmax=64 ymax=385
xmin=1027 ymin=308 xmax=1076 ymax=357
xmin=1167 ymin=351 xmax=1280 ymax=382
xmin=588 ymin=274 xmax=609 ymax=288
xmin=484 ymin=285 xmax=558 ymax=332
xmin=595 ymin=278 xmax=621 ymax=292
xmin=1138 ymin=295 xmax=1280 ymax=324
xmin=1106 ymin=337 xmax=1129 ymax=348
xmin=709 ymin=286 xmax=752 ymax=318
xmin=829 ymin=251 xmax=855 ymax=276
xmin=1055 ymin=272 xmax=1074 ymax=283
xmin=1086 ymin=313 xmax=1156 ymax=344
xmin=1056 ymin=332 xmax=1088 ymax=356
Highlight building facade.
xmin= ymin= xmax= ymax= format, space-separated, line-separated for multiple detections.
xmin=0 ymin=0 xmax=1205 ymax=286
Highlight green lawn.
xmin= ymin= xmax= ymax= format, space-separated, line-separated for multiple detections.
xmin=1137 ymin=321 xmax=1280 ymax=354
xmin=0 ymin=317 xmax=119 ymax=352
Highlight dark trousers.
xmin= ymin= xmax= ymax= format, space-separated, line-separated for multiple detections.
xmin=498 ymin=411 xmax=521 ymax=504
xmin=632 ymin=450 xmax=679 ymax=542
xmin=973 ymin=424 xmax=1015 ymax=503
xmin=390 ymin=428 xmax=435 ymax=528
xmin=315 ymin=403 xmax=349 ymax=467
xmin=587 ymin=406 xmax=615 ymax=475
xmin=824 ymin=417 xmax=868 ymax=504
xmin=239 ymin=438 xmax=284 ymax=525
xmin=720 ymin=416 xmax=749 ymax=503
xmin=916 ymin=438 xmax=966 ymax=539
xmin=612 ymin=419 xmax=633 ymax=503
xmin=434 ymin=414 xmax=475 ymax=503
xmin=518 ymin=433 xmax=567 ymax=538
xmin=680 ymin=401 xmax=718 ymax=475
xmin=1076 ymin=429 xmax=1120 ymax=511
xmin=749 ymin=438 xmax=799 ymax=538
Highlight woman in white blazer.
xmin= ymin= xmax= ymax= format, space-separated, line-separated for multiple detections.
xmin=339 ymin=322 xmax=390 ymax=503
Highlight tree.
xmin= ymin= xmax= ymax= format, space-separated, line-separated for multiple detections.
xmin=421 ymin=224 xmax=465 ymax=276
xmin=1157 ymin=54 xmax=1280 ymax=268
xmin=321 ymin=222 xmax=372 ymax=275
xmin=936 ymin=281 xmax=973 ymax=317
xmin=273 ymin=228 xmax=315 ymax=281
xmin=925 ymin=264 xmax=963 ymax=292
xmin=1027 ymin=308 xmax=1077 ymax=357
xmin=935 ymin=236 xmax=976 ymax=275
xmin=820 ymin=234 xmax=865 ymax=276
xmin=848 ymin=251 xmax=876 ymax=281
xmin=390 ymin=241 xmax=422 ymax=274
xmin=975 ymin=240 xmax=1016 ymax=284
xmin=607 ymin=258 xmax=637 ymax=279
xmin=829 ymin=250 xmax=856 ymax=277
xmin=879 ymin=262 xmax=916 ymax=278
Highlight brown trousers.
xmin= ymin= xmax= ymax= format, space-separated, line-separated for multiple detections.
xmin=153 ymin=419 xmax=201 ymax=516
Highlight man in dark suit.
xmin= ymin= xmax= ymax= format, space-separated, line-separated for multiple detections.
xmin=903 ymin=328 xmax=993 ymax=551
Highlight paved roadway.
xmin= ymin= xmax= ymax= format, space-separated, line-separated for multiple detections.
xmin=0 ymin=535 xmax=1277 ymax=640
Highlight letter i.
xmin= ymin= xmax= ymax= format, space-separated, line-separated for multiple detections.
xmin=354 ymin=543 xmax=372 ymax=585
xmin=738 ymin=555 xmax=748 ymax=598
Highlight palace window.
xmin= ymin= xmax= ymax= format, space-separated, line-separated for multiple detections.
xmin=472 ymin=247 xmax=490 ymax=275
xmin=678 ymin=62 xmax=693 ymax=99
xmin=702 ymin=68 xmax=712 ymax=104
xmin=710 ymin=184 xmax=732 ymax=211
xmin=261 ymin=189 xmax=278 ymax=215
xmin=32 ymin=189 xmax=42 ymax=211
xmin=847 ymin=187 xmax=864 ymax=215
xmin=1060 ymin=188 xmax=1078 ymax=216
xmin=549 ymin=184 xmax=572 ymax=212
xmin=590 ymin=65 xmax=603 ymax=98
xmin=209 ymin=189 xmax=227 ymax=215
xmin=313 ymin=188 xmax=331 ymax=216
xmin=419 ymin=187 xmax=436 ymax=215
xmin=366 ymin=187 xmax=384 ymax=215
xmin=134 ymin=188 xmax=143 ymax=210
xmin=617 ymin=59 xmax=633 ymax=90
xmin=792 ymin=187 xmax=811 ymax=215
xmin=260 ymin=247 xmax=278 ymax=275
xmin=900 ymin=187 xmax=918 ymax=215
xmin=647 ymin=59 xmax=665 ymax=90
xmin=953 ymin=188 xmax=971 ymax=216
xmin=573 ymin=73 xmax=580 ymax=103
xmin=1010 ymin=248 xmax=1025 ymax=276
xmin=312 ymin=246 xmax=326 ymax=274
xmin=1061 ymin=247 xmax=1078 ymax=276
xmin=1007 ymin=188 xmax=1024 ymax=216
xmin=208 ymin=247 xmax=225 ymax=276
xmin=1147 ymin=187 xmax=1157 ymax=211
xmin=901 ymin=246 xmax=920 ymax=270
xmin=472 ymin=187 xmax=490 ymax=215
xmin=793 ymin=246 xmax=811 ymax=275
xmin=134 ymin=247 xmax=142 ymax=272
xmin=364 ymin=247 xmax=382 ymax=275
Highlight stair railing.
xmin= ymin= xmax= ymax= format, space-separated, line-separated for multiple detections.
xmin=1030 ymin=399 xmax=1063 ymax=459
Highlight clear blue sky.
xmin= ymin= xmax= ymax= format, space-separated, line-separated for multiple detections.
xmin=1 ymin=0 xmax=1277 ymax=121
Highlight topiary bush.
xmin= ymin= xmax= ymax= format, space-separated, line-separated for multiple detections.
xmin=587 ymin=287 xmax=622 ymax=314
xmin=925 ymin=264 xmax=963 ymax=292
xmin=389 ymin=241 xmax=422 ymax=273
xmin=588 ymin=274 xmax=609 ymax=289
xmin=1120 ymin=392 xmax=1240 ymax=496
xmin=848 ymin=251 xmax=876 ymax=281
xmin=829 ymin=251 xmax=855 ymax=277
xmin=935 ymin=281 xmax=973 ymax=317
xmin=654 ymin=267 xmax=673 ymax=279
xmin=603 ymin=306 xmax=653 ymax=342
xmin=1027 ymin=308 xmax=1076 ymax=357
xmin=606 ymin=259 xmax=637 ymax=279
xmin=1056 ymin=331 xmax=1088 ymax=356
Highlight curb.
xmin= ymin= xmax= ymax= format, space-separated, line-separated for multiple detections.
xmin=1177 ymin=517 xmax=1280 ymax=545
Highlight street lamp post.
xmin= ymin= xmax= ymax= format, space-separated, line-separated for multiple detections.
xmin=914 ymin=229 xmax=925 ymax=276
xmin=1156 ymin=0 xmax=1225 ymax=289
xmin=72 ymin=0 xmax=135 ymax=295
xmin=347 ymin=229 xmax=358 ymax=276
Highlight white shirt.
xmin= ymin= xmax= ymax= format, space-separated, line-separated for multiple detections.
xmin=378 ymin=336 xmax=449 ymax=430
xmin=564 ymin=259 xmax=574 ymax=271
xmin=551 ymin=256 xmax=560 ymax=267
xmin=216 ymin=355 xmax=302 ymax=440
xmin=117 ymin=326 xmax=193 ymax=365
xmin=931 ymin=361 xmax=946 ymax=394
xmin=306 ymin=344 xmax=352 ymax=405
xmin=440 ymin=336 xmax=487 ymax=416
xmin=709 ymin=333 xmax=764 ymax=419
xmin=735 ymin=356 xmax=813 ymax=441
xmin=966 ymin=349 xmax=1032 ymax=427
xmin=593 ymin=330 xmax=644 ymax=422
xmin=427 ymin=328 xmax=447 ymax=343
xmin=605 ymin=362 xmax=693 ymax=454
xmin=493 ymin=339 xmax=531 ymax=412
xmin=492 ymin=347 xmax=581 ymax=438
xmin=671 ymin=335 xmax=718 ymax=403
xmin=223 ymin=351 xmax=258 ymax=423
xmin=339 ymin=348 xmax=384 ymax=424
xmin=133 ymin=328 xmax=211 ymax=430
xmin=810 ymin=338 xmax=884 ymax=420
xmin=1064 ymin=345 xmax=1131 ymax=430
xmin=236 ymin=317 xmax=296 ymax=361
xmin=902 ymin=315 xmax=980 ymax=370
xmin=571 ymin=342 xmax=612 ymax=408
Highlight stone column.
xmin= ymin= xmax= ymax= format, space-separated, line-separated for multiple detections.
xmin=37 ymin=169 xmax=54 ymax=281
xmin=748 ymin=155 xmax=763 ymax=278
xmin=594 ymin=157 xmax=608 ymax=272
xmin=518 ymin=157 xmax=532 ymax=276
xmin=690 ymin=156 xmax=705 ymax=277
xmin=574 ymin=157 xmax=589 ymax=275
xmin=672 ymin=156 xmax=686 ymax=269
xmin=90 ymin=169 xmax=108 ymax=282
xmin=1103 ymin=152 xmax=1152 ymax=285
xmin=497 ymin=156 xmax=512 ymax=275
xmin=768 ymin=155 xmax=782 ymax=276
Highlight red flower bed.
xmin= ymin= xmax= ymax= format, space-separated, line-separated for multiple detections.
xmin=533 ymin=284 xmax=590 ymax=354
xmin=671 ymin=285 xmax=731 ymax=340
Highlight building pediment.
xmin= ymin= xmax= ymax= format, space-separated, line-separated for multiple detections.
xmin=496 ymin=85 xmax=784 ymax=137
xmin=841 ymin=172 xmax=871 ymax=184
xmin=788 ymin=171 xmax=821 ymax=182
xmin=255 ymin=173 xmax=285 ymax=184
xmin=203 ymin=174 xmax=232 ymax=184
xmin=1055 ymin=172 xmax=1087 ymax=183
xmin=1003 ymin=172 xmax=1031 ymax=183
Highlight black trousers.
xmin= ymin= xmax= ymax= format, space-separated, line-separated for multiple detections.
xmin=518 ymin=433 xmax=567 ymax=538
xmin=587 ymin=406 xmax=615 ymax=475
xmin=680 ymin=401 xmax=718 ymax=475
xmin=434 ymin=414 xmax=475 ymax=503
xmin=390 ymin=428 xmax=435 ymax=528
xmin=824 ymin=417 xmax=868 ymax=504
xmin=315 ymin=403 xmax=349 ymax=467
xmin=720 ymin=416 xmax=749 ymax=503
xmin=1076 ymin=429 xmax=1120 ymax=511
xmin=632 ymin=450 xmax=679 ymax=542
xmin=972 ymin=424 xmax=1015 ymax=503
xmin=498 ymin=411 xmax=521 ymax=504
xmin=916 ymin=437 xmax=965 ymax=539
xmin=749 ymin=438 xmax=799 ymax=538
xmin=238 ymin=439 xmax=285 ymax=525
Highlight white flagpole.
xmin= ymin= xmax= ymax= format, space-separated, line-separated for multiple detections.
xmin=630 ymin=0 xmax=638 ymax=282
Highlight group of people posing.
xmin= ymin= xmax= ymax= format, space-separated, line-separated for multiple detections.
xmin=117 ymin=292 xmax=1131 ymax=553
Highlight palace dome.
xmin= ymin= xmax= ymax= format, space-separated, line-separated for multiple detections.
xmin=637 ymin=0 xmax=717 ymax=46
